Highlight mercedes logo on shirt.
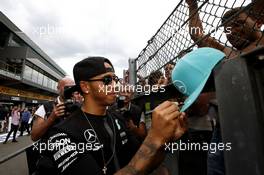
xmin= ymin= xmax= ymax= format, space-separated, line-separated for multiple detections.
xmin=84 ymin=129 xmax=97 ymax=143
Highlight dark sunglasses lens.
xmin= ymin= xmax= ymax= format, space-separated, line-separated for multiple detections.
xmin=103 ymin=76 xmax=112 ymax=85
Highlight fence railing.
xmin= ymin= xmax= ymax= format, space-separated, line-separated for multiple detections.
xmin=133 ymin=0 xmax=263 ymax=86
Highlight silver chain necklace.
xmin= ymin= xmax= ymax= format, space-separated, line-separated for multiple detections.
xmin=82 ymin=111 xmax=116 ymax=175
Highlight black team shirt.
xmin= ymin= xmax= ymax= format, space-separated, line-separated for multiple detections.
xmin=39 ymin=108 xmax=140 ymax=175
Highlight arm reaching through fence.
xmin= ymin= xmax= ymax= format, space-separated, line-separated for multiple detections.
xmin=186 ymin=0 xmax=234 ymax=56
xmin=186 ymin=0 xmax=264 ymax=58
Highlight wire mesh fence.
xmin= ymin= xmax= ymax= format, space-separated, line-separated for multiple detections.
xmin=134 ymin=0 xmax=264 ymax=87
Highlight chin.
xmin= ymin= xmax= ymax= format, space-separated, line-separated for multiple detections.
xmin=231 ymin=38 xmax=250 ymax=50
xmin=106 ymin=96 xmax=116 ymax=104
xmin=105 ymin=100 xmax=115 ymax=107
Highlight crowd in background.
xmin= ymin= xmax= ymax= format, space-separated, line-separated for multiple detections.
xmin=0 ymin=104 xmax=37 ymax=143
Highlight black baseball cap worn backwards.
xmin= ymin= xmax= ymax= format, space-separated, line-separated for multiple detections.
xmin=71 ymin=56 xmax=114 ymax=92
xmin=73 ymin=56 xmax=114 ymax=84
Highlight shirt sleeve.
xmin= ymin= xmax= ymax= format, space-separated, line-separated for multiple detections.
xmin=34 ymin=105 xmax=46 ymax=119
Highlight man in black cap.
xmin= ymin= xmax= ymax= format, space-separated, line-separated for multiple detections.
xmin=38 ymin=56 xmax=187 ymax=175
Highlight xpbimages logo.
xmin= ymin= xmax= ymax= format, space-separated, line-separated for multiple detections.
xmin=98 ymin=83 xmax=166 ymax=95
xmin=32 ymin=132 xmax=103 ymax=154
xmin=164 ymin=140 xmax=232 ymax=154
xmin=32 ymin=139 xmax=103 ymax=154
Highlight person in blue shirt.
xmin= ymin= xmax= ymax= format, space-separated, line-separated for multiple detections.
xmin=20 ymin=107 xmax=31 ymax=136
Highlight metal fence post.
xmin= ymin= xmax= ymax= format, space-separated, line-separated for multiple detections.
xmin=128 ymin=58 xmax=137 ymax=86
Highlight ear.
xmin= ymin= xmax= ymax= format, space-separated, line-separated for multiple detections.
xmin=80 ymin=81 xmax=90 ymax=94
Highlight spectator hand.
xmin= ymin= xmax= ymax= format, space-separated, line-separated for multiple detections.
xmin=158 ymin=76 xmax=168 ymax=86
xmin=126 ymin=119 xmax=137 ymax=131
xmin=174 ymin=112 xmax=188 ymax=140
xmin=186 ymin=0 xmax=198 ymax=6
xmin=51 ymin=103 xmax=65 ymax=120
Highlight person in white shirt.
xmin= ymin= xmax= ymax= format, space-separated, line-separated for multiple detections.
xmin=31 ymin=76 xmax=75 ymax=141
xmin=3 ymin=106 xmax=20 ymax=143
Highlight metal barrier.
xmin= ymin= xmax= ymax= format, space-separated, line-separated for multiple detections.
xmin=132 ymin=0 xmax=264 ymax=86
xmin=0 ymin=144 xmax=32 ymax=164
xmin=214 ymin=46 xmax=264 ymax=175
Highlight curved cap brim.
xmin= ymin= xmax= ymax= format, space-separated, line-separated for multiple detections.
xmin=180 ymin=73 xmax=210 ymax=112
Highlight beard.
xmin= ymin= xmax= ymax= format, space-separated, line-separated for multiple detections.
xmin=229 ymin=35 xmax=251 ymax=50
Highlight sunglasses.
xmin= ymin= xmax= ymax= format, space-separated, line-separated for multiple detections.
xmin=87 ymin=75 xmax=120 ymax=85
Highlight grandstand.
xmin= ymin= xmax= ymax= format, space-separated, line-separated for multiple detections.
xmin=0 ymin=12 xmax=66 ymax=107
